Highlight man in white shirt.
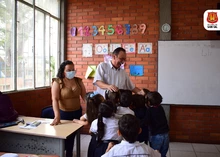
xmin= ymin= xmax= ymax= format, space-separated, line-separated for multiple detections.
xmin=93 ymin=47 xmax=144 ymax=98
xmin=101 ymin=114 xmax=160 ymax=157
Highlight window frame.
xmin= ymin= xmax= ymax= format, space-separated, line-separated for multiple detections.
xmin=0 ymin=0 xmax=66 ymax=92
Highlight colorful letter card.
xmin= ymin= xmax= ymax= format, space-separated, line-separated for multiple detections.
xmin=122 ymin=43 xmax=136 ymax=53
xmin=110 ymin=44 xmax=121 ymax=53
xmin=95 ymin=44 xmax=108 ymax=55
xmin=138 ymin=43 xmax=152 ymax=54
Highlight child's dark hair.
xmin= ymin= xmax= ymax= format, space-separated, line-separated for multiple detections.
xmin=118 ymin=114 xmax=140 ymax=143
xmin=97 ymin=100 xmax=115 ymax=143
xmin=119 ymin=89 xmax=132 ymax=107
xmin=146 ymin=91 xmax=163 ymax=106
xmin=143 ymin=88 xmax=150 ymax=96
xmin=86 ymin=93 xmax=104 ymax=124
xmin=112 ymin=47 xmax=126 ymax=55
xmin=105 ymin=90 xmax=119 ymax=112
xmin=132 ymin=94 xmax=145 ymax=109
xmin=105 ymin=90 xmax=120 ymax=104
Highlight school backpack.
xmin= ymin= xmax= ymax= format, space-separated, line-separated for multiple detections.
xmin=0 ymin=91 xmax=18 ymax=123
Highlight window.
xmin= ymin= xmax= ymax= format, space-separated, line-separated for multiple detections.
xmin=0 ymin=0 xmax=61 ymax=92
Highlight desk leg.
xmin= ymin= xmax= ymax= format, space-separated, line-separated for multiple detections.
xmin=76 ymin=129 xmax=81 ymax=157
xmin=60 ymin=139 xmax=65 ymax=157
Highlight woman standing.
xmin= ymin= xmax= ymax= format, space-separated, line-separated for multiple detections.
xmin=51 ymin=60 xmax=86 ymax=157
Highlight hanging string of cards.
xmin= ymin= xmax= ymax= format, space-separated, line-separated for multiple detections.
xmin=71 ymin=24 xmax=146 ymax=36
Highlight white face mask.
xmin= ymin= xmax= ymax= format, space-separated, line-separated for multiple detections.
xmin=65 ymin=71 xmax=76 ymax=79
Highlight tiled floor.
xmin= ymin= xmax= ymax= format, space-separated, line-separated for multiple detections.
xmin=73 ymin=134 xmax=220 ymax=157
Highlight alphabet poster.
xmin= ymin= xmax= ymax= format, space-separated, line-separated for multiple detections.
xmin=82 ymin=44 xmax=93 ymax=57
xmin=138 ymin=43 xmax=152 ymax=54
xmin=110 ymin=44 xmax=121 ymax=53
xmin=95 ymin=44 xmax=108 ymax=55
xmin=122 ymin=43 xmax=136 ymax=53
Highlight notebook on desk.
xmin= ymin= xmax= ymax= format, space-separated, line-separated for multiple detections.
xmin=0 ymin=121 xmax=18 ymax=128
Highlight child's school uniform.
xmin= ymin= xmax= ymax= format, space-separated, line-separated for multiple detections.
xmin=115 ymin=106 xmax=134 ymax=119
xmin=101 ymin=140 xmax=161 ymax=157
xmin=133 ymin=107 xmax=149 ymax=144
xmin=88 ymin=116 xmax=122 ymax=157
xmin=147 ymin=105 xmax=169 ymax=157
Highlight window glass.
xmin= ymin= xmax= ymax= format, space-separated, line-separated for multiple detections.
xmin=0 ymin=0 xmax=60 ymax=92
xmin=35 ymin=10 xmax=45 ymax=87
xmin=23 ymin=0 xmax=33 ymax=5
xmin=35 ymin=11 xmax=51 ymax=87
xmin=35 ymin=0 xmax=60 ymax=17
xmin=0 ymin=0 xmax=14 ymax=91
xmin=45 ymin=15 xmax=50 ymax=86
xmin=17 ymin=2 xmax=34 ymax=90
xmin=50 ymin=18 xmax=59 ymax=79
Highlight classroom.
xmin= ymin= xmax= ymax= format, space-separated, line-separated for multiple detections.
xmin=0 ymin=0 xmax=220 ymax=157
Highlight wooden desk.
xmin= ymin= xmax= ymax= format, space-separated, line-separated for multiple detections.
xmin=0 ymin=117 xmax=83 ymax=157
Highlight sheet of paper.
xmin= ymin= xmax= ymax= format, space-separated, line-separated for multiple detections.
xmin=39 ymin=119 xmax=53 ymax=124
xmin=19 ymin=124 xmax=37 ymax=129
xmin=82 ymin=44 xmax=93 ymax=57
xmin=19 ymin=120 xmax=43 ymax=129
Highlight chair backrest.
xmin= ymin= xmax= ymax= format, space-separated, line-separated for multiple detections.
xmin=41 ymin=106 xmax=54 ymax=119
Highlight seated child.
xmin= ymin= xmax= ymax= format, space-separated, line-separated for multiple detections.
xmin=115 ymin=89 xmax=134 ymax=119
xmin=101 ymin=114 xmax=160 ymax=157
xmin=146 ymin=91 xmax=169 ymax=157
xmin=88 ymin=100 xmax=121 ymax=157
xmin=73 ymin=92 xmax=104 ymax=125
xmin=132 ymin=94 xmax=149 ymax=144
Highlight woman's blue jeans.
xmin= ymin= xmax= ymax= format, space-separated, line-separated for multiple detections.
xmin=150 ymin=132 xmax=169 ymax=157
